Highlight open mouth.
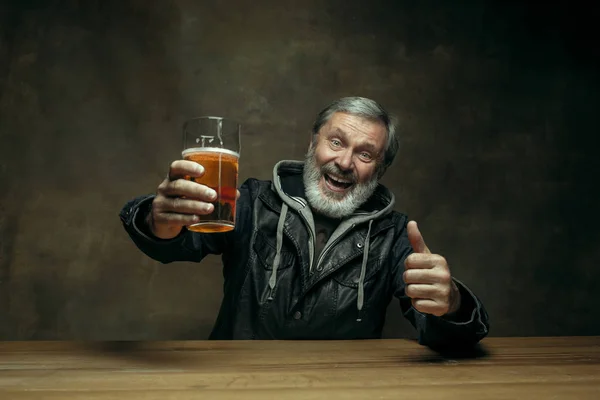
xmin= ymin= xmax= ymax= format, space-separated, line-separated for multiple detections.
xmin=324 ymin=173 xmax=354 ymax=192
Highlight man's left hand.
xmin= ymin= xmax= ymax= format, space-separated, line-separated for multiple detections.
xmin=403 ymin=221 xmax=461 ymax=317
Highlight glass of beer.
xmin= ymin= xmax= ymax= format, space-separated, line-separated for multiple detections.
xmin=182 ymin=116 xmax=240 ymax=233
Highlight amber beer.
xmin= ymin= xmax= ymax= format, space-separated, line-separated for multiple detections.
xmin=182 ymin=147 xmax=239 ymax=233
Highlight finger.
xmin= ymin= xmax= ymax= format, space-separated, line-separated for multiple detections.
xmin=407 ymin=221 xmax=431 ymax=254
xmin=405 ymin=283 xmax=438 ymax=299
xmin=168 ymin=160 xmax=205 ymax=181
xmin=403 ymin=269 xmax=443 ymax=284
xmin=404 ymin=268 xmax=451 ymax=285
xmin=159 ymin=179 xmax=217 ymax=202
xmin=156 ymin=197 xmax=214 ymax=215
xmin=236 ymin=189 xmax=241 ymax=200
xmin=404 ymin=253 xmax=445 ymax=270
xmin=411 ymin=299 xmax=442 ymax=316
xmin=153 ymin=211 xmax=201 ymax=227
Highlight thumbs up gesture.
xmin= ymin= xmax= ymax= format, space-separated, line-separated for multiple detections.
xmin=403 ymin=221 xmax=461 ymax=317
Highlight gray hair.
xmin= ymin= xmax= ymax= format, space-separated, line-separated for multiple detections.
xmin=312 ymin=97 xmax=399 ymax=177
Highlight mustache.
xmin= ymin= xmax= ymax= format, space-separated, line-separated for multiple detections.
xmin=320 ymin=162 xmax=357 ymax=183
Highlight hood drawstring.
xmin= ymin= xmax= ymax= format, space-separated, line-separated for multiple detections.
xmin=357 ymin=219 xmax=373 ymax=322
xmin=268 ymin=203 xmax=288 ymax=301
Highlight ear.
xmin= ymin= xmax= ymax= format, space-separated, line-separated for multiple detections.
xmin=308 ymin=133 xmax=317 ymax=151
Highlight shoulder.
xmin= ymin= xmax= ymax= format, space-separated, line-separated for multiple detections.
xmin=229 ymin=178 xmax=272 ymax=238
xmin=381 ymin=210 xmax=411 ymax=249
xmin=386 ymin=210 xmax=409 ymax=232
xmin=384 ymin=210 xmax=413 ymax=264
xmin=236 ymin=178 xmax=276 ymax=210
xmin=390 ymin=211 xmax=410 ymax=230
xmin=239 ymin=177 xmax=272 ymax=198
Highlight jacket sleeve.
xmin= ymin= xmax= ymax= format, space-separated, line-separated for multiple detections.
xmin=118 ymin=181 xmax=253 ymax=265
xmin=391 ymin=216 xmax=490 ymax=349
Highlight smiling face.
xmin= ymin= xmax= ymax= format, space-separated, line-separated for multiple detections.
xmin=302 ymin=112 xmax=388 ymax=218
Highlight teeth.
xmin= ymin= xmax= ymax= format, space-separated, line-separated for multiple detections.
xmin=328 ymin=174 xmax=351 ymax=184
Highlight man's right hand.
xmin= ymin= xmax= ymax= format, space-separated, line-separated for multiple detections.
xmin=147 ymin=160 xmax=218 ymax=239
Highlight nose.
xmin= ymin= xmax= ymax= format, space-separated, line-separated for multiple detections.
xmin=335 ymin=148 xmax=354 ymax=172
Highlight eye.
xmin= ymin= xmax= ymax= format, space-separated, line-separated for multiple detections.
xmin=359 ymin=152 xmax=373 ymax=161
xmin=330 ymin=139 xmax=342 ymax=147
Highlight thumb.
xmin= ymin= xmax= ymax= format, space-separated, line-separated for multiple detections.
xmin=407 ymin=221 xmax=431 ymax=254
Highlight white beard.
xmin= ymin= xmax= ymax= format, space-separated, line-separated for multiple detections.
xmin=302 ymin=146 xmax=379 ymax=219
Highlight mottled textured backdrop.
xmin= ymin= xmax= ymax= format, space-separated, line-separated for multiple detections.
xmin=1 ymin=0 xmax=598 ymax=339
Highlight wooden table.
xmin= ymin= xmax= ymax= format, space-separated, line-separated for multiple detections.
xmin=1 ymin=337 xmax=599 ymax=399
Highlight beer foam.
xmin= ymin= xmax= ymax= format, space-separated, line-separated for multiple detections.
xmin=182 ymin=147 xmax=240 ymax=158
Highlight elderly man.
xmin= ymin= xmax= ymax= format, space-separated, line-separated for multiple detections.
xmin=120 ymin=97 xmax=489 ymax=348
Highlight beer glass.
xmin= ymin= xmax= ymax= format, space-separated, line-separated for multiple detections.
xmin=182 ymin=117 xmax=241 ymax=233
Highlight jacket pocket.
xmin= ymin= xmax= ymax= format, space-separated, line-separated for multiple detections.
xmin=332 ymin=256 xmax=383 ymax=288
xmin=331 ymin=255 xmax=389 ymax=337
xmin=253 ymin=231 xmax=295 ymax=271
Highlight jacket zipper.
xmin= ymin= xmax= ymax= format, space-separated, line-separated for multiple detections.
xmin=314 ymin=225 xmax=353 ymax=271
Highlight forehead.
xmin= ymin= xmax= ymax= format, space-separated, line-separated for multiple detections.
xmin=322 ymin=112 xmax=387 ymax=151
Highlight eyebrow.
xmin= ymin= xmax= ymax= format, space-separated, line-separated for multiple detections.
xmin=328 ymin=127 xmax=379 ymax=154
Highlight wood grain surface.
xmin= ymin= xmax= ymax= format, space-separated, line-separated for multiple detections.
xmin=1 ymin=337 xmax=599 ymax=399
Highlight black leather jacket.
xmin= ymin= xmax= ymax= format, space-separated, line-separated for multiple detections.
xmin=120 ymin=161 xmax=489 ymax=347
